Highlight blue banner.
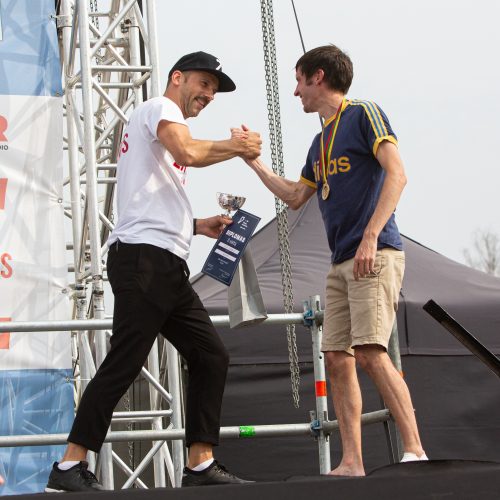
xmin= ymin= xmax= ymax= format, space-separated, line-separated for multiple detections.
xmin=0 ymin=369 xmax=73 ymax=495
xmin=0 ymin=0 xmax=62 ymax=96
xmin=202 ymin=209 xmax=261 ymax=286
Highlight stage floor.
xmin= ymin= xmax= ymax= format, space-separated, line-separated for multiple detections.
xmin=10 ymin=460 xmax=500 ymax=500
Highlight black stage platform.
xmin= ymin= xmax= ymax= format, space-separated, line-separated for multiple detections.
xmin=12 ymin=460 xmax=500 ymax=500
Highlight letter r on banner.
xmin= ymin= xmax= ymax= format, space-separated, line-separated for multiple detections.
xmin=0 ymin=178 xmax=7 ymax=210
xmin=0 ymin=317 xmax=11 ymax=349
xmin=0 ymin=115 xmax=7 ymax=141
xmin=0 ymin=115 xmax=9 ymax=142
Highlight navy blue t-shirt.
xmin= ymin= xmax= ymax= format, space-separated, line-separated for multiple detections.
xmin=300 ymin=99 xmax=403 ymax=264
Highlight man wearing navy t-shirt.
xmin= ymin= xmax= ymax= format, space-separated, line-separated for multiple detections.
xmin=240 ymin=45 xmax=427 ymax=476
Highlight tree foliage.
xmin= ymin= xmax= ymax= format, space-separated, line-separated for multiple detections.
xmin=463 ymin=230 xmax=500 ymax=276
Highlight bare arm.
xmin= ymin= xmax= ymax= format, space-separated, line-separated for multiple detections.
xmin=231 ymin=125 xmax=315 ymax=209
xmin=352 ymin=140 xmax=407 ymax=279
xmin=246 ymin=157 xmax=315 ymax=210
xmin=157 ymin=120 xmax=261 ymax=167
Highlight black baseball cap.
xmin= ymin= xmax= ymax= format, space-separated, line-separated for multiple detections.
xmin=168 ymin=51 xmax=236 ymax=93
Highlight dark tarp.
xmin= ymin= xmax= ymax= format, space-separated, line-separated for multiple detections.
xmin=191 ymin=197 xmax=500 ymax=360
xmin=189 ymin=198 xmax=500 ymax=478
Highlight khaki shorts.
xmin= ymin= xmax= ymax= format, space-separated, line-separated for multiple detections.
xmin=321 ymin=248 xmax=405 ymax=354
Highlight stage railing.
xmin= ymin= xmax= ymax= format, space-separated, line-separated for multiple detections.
xmin=0 ymin=296 xmax=399 ymax=488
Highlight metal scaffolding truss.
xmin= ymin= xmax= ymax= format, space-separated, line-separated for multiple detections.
xmin=57 ymin=0 xmax=184 ymax=489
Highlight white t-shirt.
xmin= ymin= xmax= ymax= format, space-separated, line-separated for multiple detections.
xmin=107 ymin=97 xmax=193 ymax=261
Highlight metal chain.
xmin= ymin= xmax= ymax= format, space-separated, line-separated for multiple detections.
xmin=260 ymin=0 xmax=300 ymax=408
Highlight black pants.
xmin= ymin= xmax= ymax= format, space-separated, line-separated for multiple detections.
xmin=68 ymin=242 xmax=229 ymax=452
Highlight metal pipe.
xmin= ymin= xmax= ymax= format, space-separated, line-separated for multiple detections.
xmin=80 ymin=38 xmax=128 ymax=47
xmin=91 ymin=65 xmax=152 ymax=72
xmin=81 ymin=177 xmax=116 ymax=184
xmin=76 ymin=0 xmax=112 ymax=486
xmin=113 ymin=410 xmax=172 ymax=419
xmin=308 ymin=295 xmax=331 ymax=473
xmin=122 ymin=440 xmax=165 ymax=489
xmin=77 ymin=82 xmax=135 ymax=89
xmin=141 ymin=366 xmax=173 ymax=404
xmin=112 ymin=416 xmax=168 ymax=424
xmin=112 ymin=452 xmax=148 ymax=489
xmin=165 ymin=342 xmax=184 ymax=487
xmin=90 ymin=0 xmax=137 ymax=59
xmin=0 ymin=410 xmax=390 ymax=448
xmin=147 ymin=342 xmax=167 ymax=487
xmin=145 ymin=0 xmax=161 ymax=97
xmin=133 ymin=3 xmax=150 ymax=53
xmin=0 ymin=312 xmax=312 ymax=333
xmin=92 ymin=80 xmax=130 ymax=123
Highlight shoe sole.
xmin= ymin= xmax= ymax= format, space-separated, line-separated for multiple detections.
xmin=45 ymin=487 xmax=66 ymax=493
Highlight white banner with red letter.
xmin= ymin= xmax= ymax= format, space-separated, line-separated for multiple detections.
xmin=0 ymin=96 xmax=73 ymax=493
xmin=0 ymin=95 xmax=70 ymax=368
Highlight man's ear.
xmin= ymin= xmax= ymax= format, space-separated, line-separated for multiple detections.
xmin=170 ymin=70 xmax=183 ymax=86
xmin=315 ymin=69 xmax=325 ymax=85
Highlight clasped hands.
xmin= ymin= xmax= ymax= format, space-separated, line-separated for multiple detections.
xmin=231 ymin=124 xmax=261 ymax=161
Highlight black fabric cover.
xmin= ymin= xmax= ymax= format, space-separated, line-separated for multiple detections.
xmin=192 ymin=198 xmax=500 ymax=359
xmin=217 ymin=356 xmax=500 ymax=480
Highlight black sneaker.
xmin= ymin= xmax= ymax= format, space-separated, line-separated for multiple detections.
xmin=181 ymin=460 xmax=254 ymax=487
xmin=45 ymin=461 xmax=105 ymax=492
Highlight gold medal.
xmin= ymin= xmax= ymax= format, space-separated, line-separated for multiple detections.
xmin=321 ymin=183 xmax=330 ymax=200
xmin=319 ymin=99 xmax=345 ymax=203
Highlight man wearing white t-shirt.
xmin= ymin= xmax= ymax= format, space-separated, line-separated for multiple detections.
xmin=46 ymin=52 xmax=262 ymax=492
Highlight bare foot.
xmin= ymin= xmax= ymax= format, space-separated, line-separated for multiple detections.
xmin=328 ymin=463 xmax=365 ymax=477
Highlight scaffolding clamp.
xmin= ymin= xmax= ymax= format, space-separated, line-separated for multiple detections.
xmin=310 ymin=419 xmax=322 ymax=437
xmin=302 ymin=300 xmax=314 ymax=327
xmin=309 ymin=410 xmax=321 ymax=437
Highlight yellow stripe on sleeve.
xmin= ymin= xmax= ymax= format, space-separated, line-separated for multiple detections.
xmin=370 ymin=101 xmax=389 ymax=137
xmin=300 ymin=176 xmax=317 ymax=189
xmin=359 ymin=102 xmax=382 ymax=139
xmin=373 ymin=135 xmax=398 ymax=157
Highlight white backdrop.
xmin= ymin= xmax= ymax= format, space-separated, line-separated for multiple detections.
xmin=0 ymin=95 xmax=70 ymax=370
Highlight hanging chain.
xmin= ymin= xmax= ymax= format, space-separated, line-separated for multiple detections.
xmin=260 ymin=0 xmax=300 ymax=408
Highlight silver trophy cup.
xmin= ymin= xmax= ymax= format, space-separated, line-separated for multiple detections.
xmin=217 ymin=192 xmax=246 ymax=216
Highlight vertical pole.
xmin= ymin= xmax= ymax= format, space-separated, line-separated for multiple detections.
xmin=60 ymin=1 xmax=83 ymax=281
xmin=147 ymin=345 xmax=167 ymax=487
xmin=143 ymin=0 xmax=174 ymax=485
xmin=61 ymin=0 xmax=96 ymax=473
xmin=76 ymin=0 xmax=113 ymax=487
xmin=166 ymin=342 xmax=185 ymax=487
xmin=308 ymin=295 xmax=331 ymax=474
xmin=144 ymin=0 xmax=161 ymax=97
xmin=127 ymin=6 xmax=143 ymax=106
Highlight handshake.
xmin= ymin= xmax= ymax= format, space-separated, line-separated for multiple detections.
xmin=230 ymin=124 xmax=261 ymax=161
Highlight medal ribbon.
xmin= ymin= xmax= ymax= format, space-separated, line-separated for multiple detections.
xmin=320 ymin=98 xmax=345 ymax=186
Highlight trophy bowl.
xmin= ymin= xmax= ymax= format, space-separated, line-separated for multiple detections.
xmin=217 ymin=192 xmax=246 ymax=215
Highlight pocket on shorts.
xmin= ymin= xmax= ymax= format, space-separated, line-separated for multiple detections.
xmin=366 ymin=252 xmax=384 ymax=278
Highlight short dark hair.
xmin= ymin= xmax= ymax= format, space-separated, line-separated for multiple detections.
xmin=295 ymin=45 xmax=353 ymax=94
